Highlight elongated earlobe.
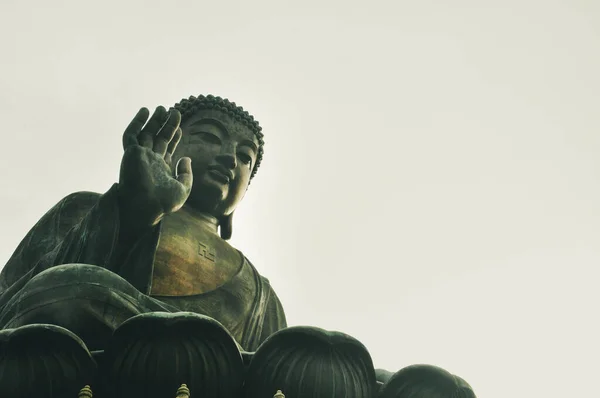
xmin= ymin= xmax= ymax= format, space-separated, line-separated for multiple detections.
xmin=219 ymin=213 xmax=233 ymax=240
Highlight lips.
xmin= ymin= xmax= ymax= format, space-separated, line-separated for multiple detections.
xmin=207 ymin=165 xmax=234 ymax=183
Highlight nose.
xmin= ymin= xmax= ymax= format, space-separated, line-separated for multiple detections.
xmin=216 ymin=144 xmax=237 ymax=170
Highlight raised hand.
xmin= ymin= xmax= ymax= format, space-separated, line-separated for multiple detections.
xmin=118 ymin=106 xmax=193 ymax=230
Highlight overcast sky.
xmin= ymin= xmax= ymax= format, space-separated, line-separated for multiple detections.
xmin=1 ymin=1 xmax=599 ymax=397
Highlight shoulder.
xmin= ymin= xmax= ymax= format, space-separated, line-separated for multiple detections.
xmin=0 ymin=190 xmax=105 ymax=286
xmin=236 ymin=254 xmax=284 ymax=304
xmin=240 ymin=255 xmax=269 ymax=284
xmin=238 ymin=256 xmax=284 ymax=303
xmin=57 ymin=191 xmax=102 ymax=210
xmin=21 ymin=190 xmax=103 ymax=233
xmin=245 ymin=259 xmax=283 ymax=305
xmin=51 ymin=191 xmax=103 ymax=231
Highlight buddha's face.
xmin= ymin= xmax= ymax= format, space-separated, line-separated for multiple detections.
xmin=173 ymin=109 xmax=259 ymax=217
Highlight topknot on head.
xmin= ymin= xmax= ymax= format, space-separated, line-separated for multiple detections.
xmin=171 ymin=94 xmax=265 ymax=180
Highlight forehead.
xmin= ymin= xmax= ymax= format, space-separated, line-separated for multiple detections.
xmin=180 ymin=109 xmax=258 ymax=143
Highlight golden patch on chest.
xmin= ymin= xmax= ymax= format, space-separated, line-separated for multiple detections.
xmin=150 ymin=213 xmax=241 ymax=296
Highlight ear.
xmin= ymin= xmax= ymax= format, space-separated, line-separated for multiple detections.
xmin=219 ymin=213 xmax=233 ymax=240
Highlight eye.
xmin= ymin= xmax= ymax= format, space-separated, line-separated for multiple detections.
xmin=237 ymin=152 xmax=253 ymax=166
xmin=198 ymin=132 xmax=222 ymax=145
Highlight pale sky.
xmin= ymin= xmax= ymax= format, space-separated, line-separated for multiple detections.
xmin=1 ymin=1 xmax=599 ymax=397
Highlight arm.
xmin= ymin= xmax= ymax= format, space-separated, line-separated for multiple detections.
xmin=0 ymin=106 xmax=192 ymax=299
xmin=0 ymin=190 xmax=102 ymax=291
xmin=256 ymin=283 xmax=287 ymax=347
xmin=0 ymin=185 xmax=157 ymax=302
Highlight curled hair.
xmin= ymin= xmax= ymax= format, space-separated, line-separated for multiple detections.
xmin=171 ymin=94 xmax=265 ymax=180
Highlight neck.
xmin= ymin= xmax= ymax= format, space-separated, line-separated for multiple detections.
xmin=180 ymin=205 xmax=220 ymax=235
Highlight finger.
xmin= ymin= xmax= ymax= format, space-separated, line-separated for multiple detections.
xmin=123 ymin=107 xmax=149 ymax=149
xmin=164 ymin=127 xmax=182 ymax=166
xmin=175 ymin=157 xmax=193 ymax=191
xmin=139 ymin=106 xmax=168 ymax=148
xmin=153 ymin=110 xmax=181 ymax=157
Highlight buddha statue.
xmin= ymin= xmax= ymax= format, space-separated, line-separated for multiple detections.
xmin=0 ymin=94 xmax=478 ymax=398
xmin=0 ymin=95 xmax=286 ymax=352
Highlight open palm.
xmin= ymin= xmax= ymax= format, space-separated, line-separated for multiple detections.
xmin=118 ymin=106 xmax=193 ymax=227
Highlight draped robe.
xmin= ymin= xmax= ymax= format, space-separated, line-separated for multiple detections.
xmin=0 ymin=185 xmax=286 ymax=351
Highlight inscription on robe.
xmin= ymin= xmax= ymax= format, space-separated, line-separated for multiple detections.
xmin=198 ymin=242 xmax=216 ymax=262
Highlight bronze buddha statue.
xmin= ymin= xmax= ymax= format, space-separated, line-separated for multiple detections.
xmin=0 ymin=95 xmax=286 ymax=352
xmin=0 ymin=94 xmax=477 ymax=398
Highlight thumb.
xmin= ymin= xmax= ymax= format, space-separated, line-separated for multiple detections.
xmin=175 ymin=157 xmax=193 ymax=190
